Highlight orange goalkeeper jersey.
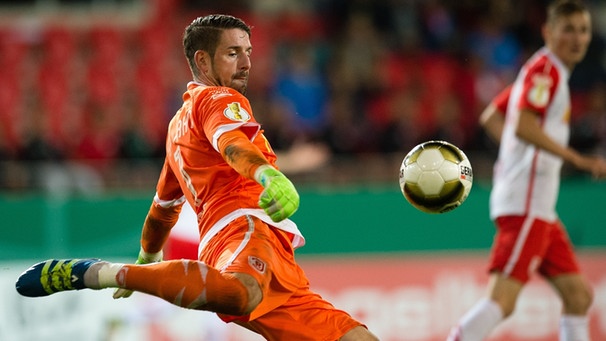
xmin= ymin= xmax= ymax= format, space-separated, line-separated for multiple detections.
xmin=155 ymin=82 xmax=304 ymax=255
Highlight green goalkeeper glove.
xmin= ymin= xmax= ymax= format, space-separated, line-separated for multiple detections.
xmin=255 ymin=165 xmax=299 ymax=222
xmin=112 ymin=248 xmax=163 ymax=299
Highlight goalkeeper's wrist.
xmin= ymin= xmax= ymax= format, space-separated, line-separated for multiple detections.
xmin=137 ymin=248 xmax=163 ymax=264
xmin=254 ymin=164 xmax=280 ymax=187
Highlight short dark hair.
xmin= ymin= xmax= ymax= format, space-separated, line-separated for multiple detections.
xmin=546 ymin=0 xmax=588 ymax=25
xmin=183 ymin=14 xmax=252 ymax=76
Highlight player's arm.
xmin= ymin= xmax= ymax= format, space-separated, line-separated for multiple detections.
xmin=139 ymin=160 xmax=185 ymax=256
xmin=479 ymin=102 xmax=505 ymax=144
xmin=480 ymin=85 xmax=510 ymax=144
xmin=219 ymin=129 xmax=268 ymax=180
xmin=217 ymin=129 xmax=299 ymax=222
xmin=516 ymin=108 xmax=606 ymax=178
xmin=113 ymin=200 xmax=183 ymax=299
xmin=140 ymin=199 xmax=183 ymax=254
xmin=114 ymin=163 xmax=184 ymax=299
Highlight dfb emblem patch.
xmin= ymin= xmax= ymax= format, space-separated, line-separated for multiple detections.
xmin=224 ymin=102 xmax=251 ymax=122
xmin=248 ymin=256 xmax=266 ymax=274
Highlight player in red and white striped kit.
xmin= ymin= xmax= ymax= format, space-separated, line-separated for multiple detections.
xmin=447 ymin=1 xmax=606 ymax=340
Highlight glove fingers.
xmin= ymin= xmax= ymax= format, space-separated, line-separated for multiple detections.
xmin=270 ymin=212 xmax=284 ymax=222
xmin=258 ymin=191 xmax=274 ymax=210
xmin=113 ymin=288 xmax=134 ymax=299
xmin=265 ymin=199 xmax=299 ymax=222
xmin=258 ymin=173 xmax=299 ymax=222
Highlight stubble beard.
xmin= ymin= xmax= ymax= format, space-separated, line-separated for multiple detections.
xmin=232 ymin=82 xmax=247 ymax=95
xmin=205 ymin=67 xmax=248 ymax=95
xmin=231 ymin=73 xmax=249 ymax=95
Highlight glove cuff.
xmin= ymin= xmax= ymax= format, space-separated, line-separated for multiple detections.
xmin=137 ymin=247 xmax=163 ymax=264
xmin=254 ymin=164 xmax=278 ymax=187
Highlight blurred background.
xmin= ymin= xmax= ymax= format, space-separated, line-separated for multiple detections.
xmin=0 ymin=0 xmax=605 ymax=340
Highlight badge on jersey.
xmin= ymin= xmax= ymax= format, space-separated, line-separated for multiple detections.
xmin=224 ymin=102 xmax=251 ymax=122
xmin=248 ymin=256 xmax=266 ymax=274
xmin=527 ymin=74 xmax=552 ymax=108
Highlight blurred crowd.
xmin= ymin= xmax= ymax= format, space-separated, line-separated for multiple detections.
xmin=1 ymin=0 xmax=606 ymax=192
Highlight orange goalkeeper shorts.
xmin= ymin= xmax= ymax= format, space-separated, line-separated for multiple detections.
xmin=199 ymin=215 xmax=364 ymax=340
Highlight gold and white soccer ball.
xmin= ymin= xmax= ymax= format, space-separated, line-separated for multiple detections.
xmin=399 ymin=140 xmax=473 ymax=213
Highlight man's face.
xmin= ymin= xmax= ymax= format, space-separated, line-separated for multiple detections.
xmin=544 ymin=11 xmax=591 ymax=69
xmin=209 ymin=28 xmax=252 ymax=94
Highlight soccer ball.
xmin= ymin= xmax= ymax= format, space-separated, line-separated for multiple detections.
xmin=399 ymin=140 xmax=473 ymax=213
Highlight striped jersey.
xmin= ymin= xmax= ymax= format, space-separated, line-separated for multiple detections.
xmin=490 ymin=47 xmax=571 ymax=221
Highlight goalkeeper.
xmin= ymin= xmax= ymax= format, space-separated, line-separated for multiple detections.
xmin=15 ymin=14 xmax=377 ymax=341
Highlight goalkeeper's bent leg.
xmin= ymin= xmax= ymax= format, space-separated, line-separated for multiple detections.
xmin=113 ymin=260 xmax=256 ymax=316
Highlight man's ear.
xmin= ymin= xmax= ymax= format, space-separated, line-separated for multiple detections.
xmin=541 ymin=23 xmax=550 ymax=44
xmin=194 ymin=50 xmax=210 ymax=75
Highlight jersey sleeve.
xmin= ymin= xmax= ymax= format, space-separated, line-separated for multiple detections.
xmin=155 ymin=159 xmax=186 ymax=206
xmin=217 ymin=129 xmax=269 ymax=180
xmin=517 ymin=58 xmax=560 ymax=118
xmin=492 ymin=85 xmax=511 ymax=115
xmin=196 ymin=87 xmax=261 ymax=152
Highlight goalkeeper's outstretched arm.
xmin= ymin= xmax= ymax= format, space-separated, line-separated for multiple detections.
xmin=218 ymin=129 xmax=299 ymax=222
xmin=113 ymin=199 xmax=183 ymax=299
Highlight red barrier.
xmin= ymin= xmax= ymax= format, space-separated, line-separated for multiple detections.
xmin=300 ymin=252 xmax=606 ymax=341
